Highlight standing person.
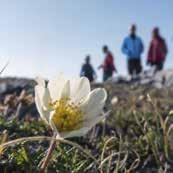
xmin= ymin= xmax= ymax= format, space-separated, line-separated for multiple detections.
xmin=147 ymin=27 xmax=168 ymax=73
xmin=98 ymin=45 xmax=117 ymax=81
xmin=122 ymin=24 xmax=144 ymax=78
xmin=80 ymin=55 xmax=96 ymax=82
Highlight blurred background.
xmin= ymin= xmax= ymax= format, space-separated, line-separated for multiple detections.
xmin=0 ymin=0 xmax=172 ymax=81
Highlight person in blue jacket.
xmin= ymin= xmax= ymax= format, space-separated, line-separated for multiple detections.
xmin=122 ymin=24 xmax=144 ymax=77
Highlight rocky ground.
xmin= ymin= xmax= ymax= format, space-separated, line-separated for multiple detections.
xmin=0 ymin=69 xmax=173 ymax=121
xmin=0 ymin=77 xmax=36 ymax=121
xmin=0 ymin=70 xmax=173 ymax=172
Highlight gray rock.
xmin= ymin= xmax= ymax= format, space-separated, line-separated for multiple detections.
xmin=109 ymin=69 xmax=173 ymax=88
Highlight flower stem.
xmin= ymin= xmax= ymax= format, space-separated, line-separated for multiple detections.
xmin=39 ymin=133 xmax=57 ymax=173
xmin=0 ymin=135 xmax=98 ymax=165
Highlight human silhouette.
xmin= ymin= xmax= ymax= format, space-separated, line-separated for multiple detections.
xmin=80 ymin=55 xmax=96 ymax=82
xmin=147 ymin=27 xmax=168 ymax=73
xmin=122 ymin=24 xmax=144 ymax=78
xmin=98 ymin=45 xmax=117 ymax=81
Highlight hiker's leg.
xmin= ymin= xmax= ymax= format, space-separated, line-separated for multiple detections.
xmin=103 ymin=72 xmax=109 ymax=81
xmin=128 ymin=59 xmax=133 ymax=75
xmin=136 ymin=59 xmax=142 ymax=75
xmin=157 ymin=62 xmax=164 ymax=71
xmin=154 ymin=62 xmax=163 ymax=73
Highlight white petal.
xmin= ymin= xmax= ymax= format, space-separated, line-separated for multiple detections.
xmin=60 ymin=127 xmax=91 ymax=138
xmin=84 ymin=113 xmax=106 ymax=128
xmin=60 ymin=114 xmax=106 ymax=138
xmin=85 ymin=102 xmax=105 ymax=119
xmin=43 ymin=88 xmax=51 ymax=109
xmin=60 ymin=80 xmax=70 ymax=100
xmin=80 ymin=88 xmax=107 ymax=119
xmin=35 ymin=77 xmax=46 ymax=87
xmin=70 ymin=77 xmax=90 ymax=103
xmin=35 ymin=85 xmax=51 ymax=110
xmin=57 ymin=114 xmax=106 ymax=138
xmin=48 ymin=74 xmax=67 ymax=101
xmin=35 ymin=86 xmax=50 ymax=123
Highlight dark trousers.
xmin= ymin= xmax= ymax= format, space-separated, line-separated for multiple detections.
xmin=103 ymin=70 xmax=113 ymax=81
xmin=128 ymin=58 xmax=142 ymax=75
xmin=85 ymin=75 xmax=94 ymax=82
xmin=150 ymin=61 xmax=164 ymax=72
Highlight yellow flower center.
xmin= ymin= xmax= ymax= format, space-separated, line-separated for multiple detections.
xmin=51 ymin=99 xmax=83 ymax=132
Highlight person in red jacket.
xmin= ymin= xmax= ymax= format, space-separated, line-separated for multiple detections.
xmin=147 ymin=27 xmax=168 ymax=72
xmin=98 ymin=45 xmax=117 ymax=81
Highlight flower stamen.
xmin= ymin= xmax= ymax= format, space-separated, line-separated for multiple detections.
xmin=51 ymin=99 xmax=83 ymax=132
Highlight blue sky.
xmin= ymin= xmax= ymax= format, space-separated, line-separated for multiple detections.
xmin=0 ymin=0 xmax=173 ymax=80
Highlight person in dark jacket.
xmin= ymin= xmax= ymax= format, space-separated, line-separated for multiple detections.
xmin=98 ymin=45 xmax=117 ymax=81
xmin=147 ymin=27 xmax=168 ymax=73
xmin=80 ymin=55 xmax=96 ymax=82
xmin=122 ymin=24 xmax=144 ymax=77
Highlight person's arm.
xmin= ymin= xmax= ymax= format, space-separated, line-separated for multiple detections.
xmin=121 ymin=38 xmax=129 ymax=56
xmin=80 ymin=65 xmax=84 ymax=77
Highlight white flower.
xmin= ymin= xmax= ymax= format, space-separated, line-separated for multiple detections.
xmin=35 ymin=74 xmax=107 ymax=138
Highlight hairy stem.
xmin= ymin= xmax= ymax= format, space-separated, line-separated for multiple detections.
xmin=39 ymin=133 xmax=57 ymax=173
